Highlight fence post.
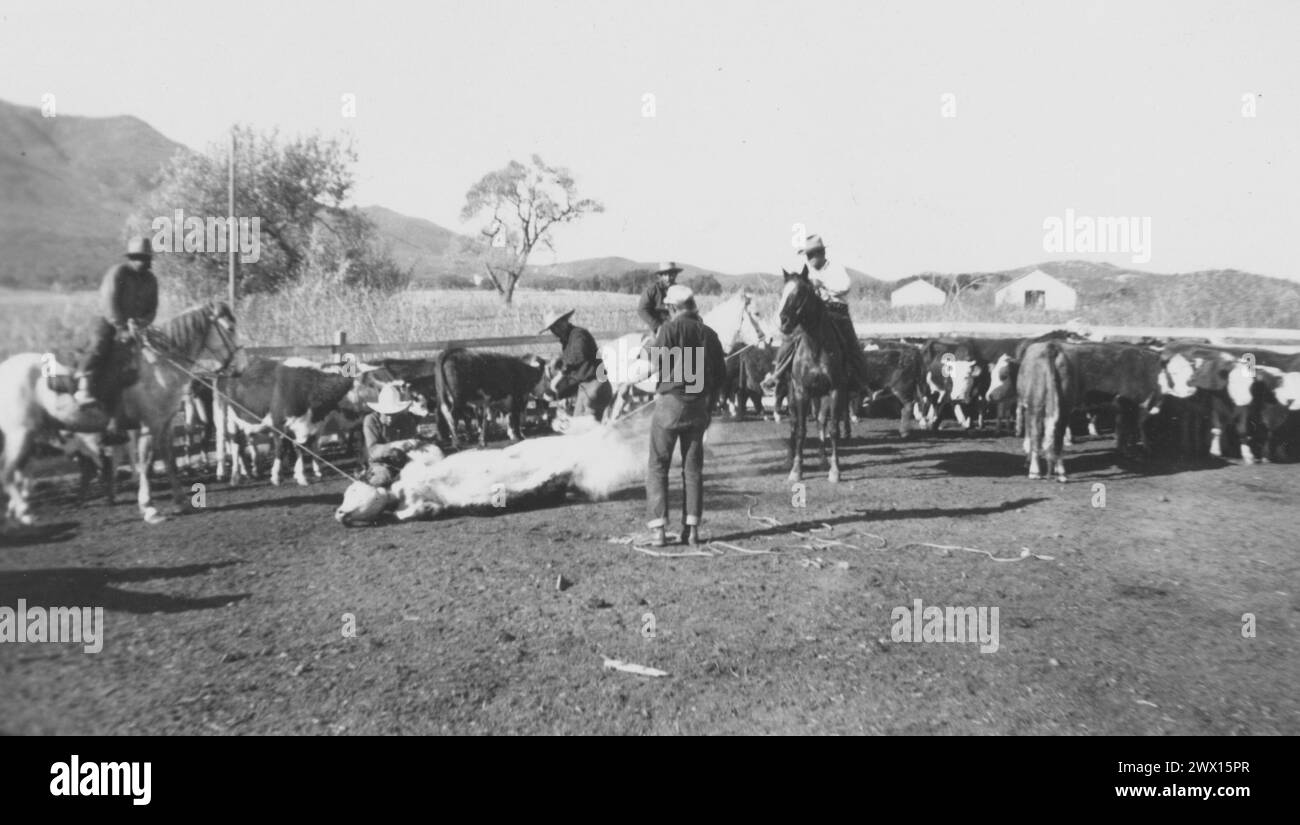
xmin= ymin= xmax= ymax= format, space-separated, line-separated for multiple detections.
xmin=333 ymin=331 xmax=347 ymax=363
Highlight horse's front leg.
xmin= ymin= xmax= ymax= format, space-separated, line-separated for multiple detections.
xmin=827 ymin=390 xmax=842 ymax=483
xmin=135 ymin=428 xmax=165 ymax=524
xmin=787 ymin=393 xmax=806 ymax=483
xmin=158 ymin=423 xmax=189 ymax=515
xmin=2 ymin=427 xmax=37 ymax=525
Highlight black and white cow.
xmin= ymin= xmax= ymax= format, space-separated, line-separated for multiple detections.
xmin=919 ymin=337 xmax=1023 ymax=430
xmin=213 ymin=357 xmax=384 ymax=485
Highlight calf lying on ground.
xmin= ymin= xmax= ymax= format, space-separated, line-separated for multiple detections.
xmin=334 ymin=420 xmax=643 ymax=524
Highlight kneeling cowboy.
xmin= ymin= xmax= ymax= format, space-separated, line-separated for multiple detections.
xmin=644 ymin=284 xmax=727 ymax=547
xmin=363 ymin=384 xmax=423 ymax=487
xmin=769 ymin=234 xmax=869 ymax=389
xmin=541 ymin=309 xmax=612 ymax=420
xmin=76 ymin=236 xmax=159 ymax=440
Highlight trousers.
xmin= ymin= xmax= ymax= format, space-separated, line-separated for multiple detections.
xmin=645 ymin=392 xmax=709 ymax=528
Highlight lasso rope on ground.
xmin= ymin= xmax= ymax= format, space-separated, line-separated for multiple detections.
xmin=611 ymin=496 xmax=1054 ymax=562
xmin=143 ymin=341 xmax=365 ymax=484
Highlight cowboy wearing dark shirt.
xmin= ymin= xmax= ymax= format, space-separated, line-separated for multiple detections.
xmin=636 ymin=261 xmax=682 ymax=334
xmin=75 ymin=237 xmax=158 ymax=441
xmin=643 ymin=283 xmax=727 ymax=548
xmin=541 ymin=309 xmax=612 ymax=420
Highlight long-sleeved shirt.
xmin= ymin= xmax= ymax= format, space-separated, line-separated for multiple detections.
xmin=553 ymin=324 xmax=603 ymax=398
xmin=637 ymin=282 xmax=671 ymax=332
xmin=647 ymin=310 xmax=727 ymax=403
xmin=99 ymin=263 xmax=159 ymax=326
xmin=363 ymin=411 xmax=418 ymax=460
xmin=808 ymin=259 xmax=851 ymax=304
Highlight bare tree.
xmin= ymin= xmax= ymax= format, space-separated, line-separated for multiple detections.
xmin=460 ymin=154 xmax=603 ymax=305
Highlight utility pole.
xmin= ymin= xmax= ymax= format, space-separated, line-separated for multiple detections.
xmin=228 ymin=128 xmax=237 ymax=308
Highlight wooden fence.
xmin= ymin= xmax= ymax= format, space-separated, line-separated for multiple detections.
xmin=244 ymin=323 xmax=1300 ymax=359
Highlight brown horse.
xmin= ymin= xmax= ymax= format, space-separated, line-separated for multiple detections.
xmin=776 ymin=267 xmax=848 ymax=482
xmin=0 ymin=302 xmax=246 ymax=526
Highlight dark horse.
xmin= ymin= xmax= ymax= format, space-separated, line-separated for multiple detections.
xmin=777 ymin=267 xmax=849 ymax=482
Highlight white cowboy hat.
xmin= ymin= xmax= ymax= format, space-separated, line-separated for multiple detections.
xmin=665 ymin=284 xmax=695 ymax=306
xmin=367 ymin=384 xmax=411 ymax=415
xmin=655 ymin=261 xmax=683 ymax=275
xmin=538 ymin=309 xmax=576 ymax=334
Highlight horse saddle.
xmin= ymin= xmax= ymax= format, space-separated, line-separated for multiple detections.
xmin=42 ymin=334 xmax=142 ymax=397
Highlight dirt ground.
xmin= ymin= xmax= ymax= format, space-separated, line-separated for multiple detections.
xmin=2 ymin=414 xmax=1297 ymax=735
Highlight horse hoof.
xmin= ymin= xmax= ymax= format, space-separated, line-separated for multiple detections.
xmin=295 ymin=477 xmax=310 ymax=487
xmin=1027 ymin=471 xmax=1042 ymax=480
xmin=787 ymin=471 xmax=802 ymax=483
xmin=142 ymin=506 xmax=166 ymax=525
xmin=1056 ymin=475 xmax=1068 ymax=484
xmin=828 ymin=469 xmax=841 ymax=483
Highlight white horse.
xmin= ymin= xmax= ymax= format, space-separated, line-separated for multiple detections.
xmin=601 ymin=289 xmax=772 ymax=419
xmin=0 ymin=302 xmax=246 ymax=526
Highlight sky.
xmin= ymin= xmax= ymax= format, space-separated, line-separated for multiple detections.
xmin=1 ymin=0 xmax=1297 ymax=280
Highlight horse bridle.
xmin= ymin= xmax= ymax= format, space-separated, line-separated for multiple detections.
xmin=143 ymin=307 xmax=244 ymax=376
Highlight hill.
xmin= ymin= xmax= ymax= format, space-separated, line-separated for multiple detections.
xmin=0 ymin=98 xmax=185 ymax=288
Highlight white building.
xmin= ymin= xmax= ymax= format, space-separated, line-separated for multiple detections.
xmin=890 ymin=279 xmax=947 ymax=307
xmin=994 ymin=269 xmax=1077 ymax=311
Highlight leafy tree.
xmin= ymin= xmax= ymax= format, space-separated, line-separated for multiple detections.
xmin=133 ymin=125 xmax=409 ymax=297
xmin=460 ymin=155 xmax=604 ymax=305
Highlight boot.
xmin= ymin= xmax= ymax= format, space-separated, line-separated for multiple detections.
xmin=101 ymin=416 xmax=128 ymax=446
xmin=682 ymin=525 xmax=701 ymax=547
xmin=74 ymin=375 xmax=99 ymax=407
xmin=648 ymin=526 xmax=667 ymax=547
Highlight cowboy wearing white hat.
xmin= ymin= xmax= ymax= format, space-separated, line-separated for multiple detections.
xmin=637 ymin=261 xmax=683 ymax=334
xmin=643 ymin=282 xmax=727 ymax=548
xmin=770 ymin=234 xmax=870 ymax=391
xmin=362 ymin=384 xmax=422 ymax=487
xmin=74 ymin=235 xmax=160 ymax=442
xmin=542 ymin=308 xmax=612 ymax=420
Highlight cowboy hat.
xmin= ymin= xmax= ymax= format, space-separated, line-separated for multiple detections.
xmin=655 ymin=261 xmax=683 ymax=275
xmin=126 ymin=236 xmax=153 ymax=258
xmin=538 ymin=309 xmax=576 ymax=334
xmin=801 ymin=234 xmax=827 ymax=255
xmin=367 ymin=384 xmax=411 ymax=415
xmin=665 ymin=283 xmax=695 ymax=306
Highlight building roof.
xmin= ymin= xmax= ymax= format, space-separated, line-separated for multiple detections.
xmin=891 ymin=278 xmax=946 ymax=296
xmin=994 ymin=268 xmax=1076 ymax=297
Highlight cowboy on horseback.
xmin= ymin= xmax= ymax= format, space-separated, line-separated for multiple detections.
xmin=767 ymin=234 xmax=869 ymax=392
xmin=74 ymin=236 xmax=158 ymax=438
xmin=636 ymin=261 xmax=682 ymax=334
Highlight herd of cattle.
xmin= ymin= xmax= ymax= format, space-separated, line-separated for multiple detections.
xmin=728 ymin=330 xmax=1300 ymax=479
xmin=73 ymin=329 xmax=1300 ymax=494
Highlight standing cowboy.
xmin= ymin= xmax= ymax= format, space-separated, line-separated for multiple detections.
xmin=362 ymin=384 xmax=422 ymax=487
xmin=636 ymin=261 xmax=682 ymax=334
xmin=75 ymin=236 xmax=159 ymax=437
xmin=541 ymin=309 xmax=612 ymax=420
xmin=768 ymin=234 xmax=869 ymax=389
xmin=643 ymin=284 xmax=727 ymax=547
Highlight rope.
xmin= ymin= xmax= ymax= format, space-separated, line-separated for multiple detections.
xmin=143 ymin=341 xmax=365 ymax=484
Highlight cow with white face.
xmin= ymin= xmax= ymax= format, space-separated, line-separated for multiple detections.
xmin=940 ymin=353 xmax=982 ymax=428
xmin=1225 ymin=359 xmax=1300 ymax=463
